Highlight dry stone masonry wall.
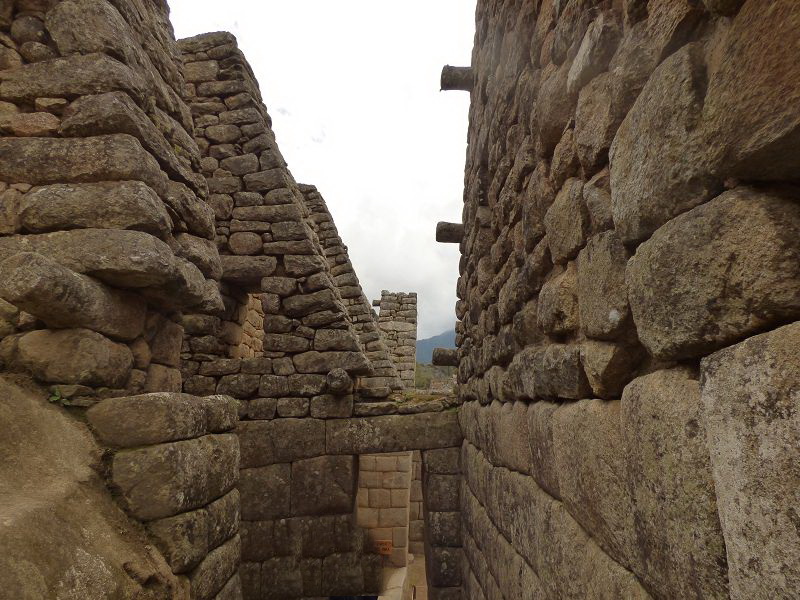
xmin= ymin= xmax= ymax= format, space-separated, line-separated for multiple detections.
xmin=375 ymin=290 xmax=418 ymax=388
xmin=3 ymin=0 xmax=798 ymax=599
xmin=449 ymin=0 xmax=800 ymax=599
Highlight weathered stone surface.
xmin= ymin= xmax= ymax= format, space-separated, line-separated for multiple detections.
xmin=622 ymin=368 xmax=728 ymax=600
xmin=0 ymin=252 xmax=146 ymax=341
xmin=237 ymin=418 xmax=325 ymax=467
xmin=147 ymin=508 xmax=209 ymax=574
xmin=577 ymin=231 xmax=631 ymax=341
xmin=293 ymin=350 xmax=370 ymax=375
xmin=0 ymin=229 xmax=214 ymax=310
xmin=217 ymin=374 xmax=259 ymax=399
xmin=579 ymin=340 xmax=642 ymax=399
xmin=702 ymin=0 xmax=800 ymax=181
xmin=19 ymin=181 xmax=171 ymax=239
xmin=326 ymin=411 xmax=462 ymax=455
xmin=627 ymin=188 xmax=800 ymax=360
xmin=220 ymin=255 xmax=277 ymax=289
xmin=0 ymin=111 xmax=60 ymax=136
xmin=532 ymin=344 xmax=591 ymax=400
xmin=239 ymin=464 xmax=290 ymax=520
xmin=701 ymin=322 xmax=800 ymax=600
xmin=544 ymin=178 xmax=589 ymax=264
xmin=58 ymin=92 xmax=200 ymax=192
xmin=144 ymin=363 xmax=182 ymax=393
xmin=553 ymin=399 xmax=635 ymax=570
xmin=567 ymin=11 xmax=621 ymax=96
xmin=12 ymin=328 xmax=132 ymax=387
xmin=175 ymin=234 xmax=223 ymax=280
xmin=228 ymin=232 xmax=262 ymax=256
xmin=189 ymin=535 xmax=240 ymax=600
xmin=526 ymin=401 xmax=561 ymax=499
xmin=165 ymin=181 xmax=216 ymax=240
xmin=87 ymin=392 xmax=236 ymax=448
xmin=291 ymin=455 xmax=356 ymax=516
xmin=0 ymin=53 xmax=146 ymax=105
xmin=112 ymin=434 xmax=239 ymax=520
xmin=537 ymin=262 xmax=578 ymax=335
xmin=0 ymin=134 xmax=166 ymax=195
xmin=610 ymin=43 xmax=720 ymax=244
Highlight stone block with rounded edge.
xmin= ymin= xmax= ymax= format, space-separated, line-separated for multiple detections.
xmin=701 ymin=322 xmax=800 ymax=600
xmin=0 ymin=252 xmax=146 ymax=341
xmin=701 ymin=0 xmax=800 ymax=180
xmin=0 ymin=134 xmax=165 ymax=196
xmin=0 ymin=53 xmax=146 ymax=105
xmin=189 ymin=535 xmax=241 ymax=600
xmin=544 ymin=178 xmax=589 ymax=264
xmin=219 ymin=255 xmax=277 ymax=289
xmin=0 ymin=229 xmax=209 ymax=308
xmin=293 ymin=350 xmax=371 ymax=375
xmin=87 ymin=392 xmax=238 ymax=448
xmin=532 ymin=344 xmax=591 ymax=400
xmin=622 ymin=368 xmax=728 ymax=600
xmin=626 ymin=187 xmax=800 ymax=360
xmin=19 ymin=181 xmax=171 ymax=239
xmin=11 ymin=327 xmax=132 ymax=387
xmin=112 ymin=434 xmax=239 ymax=521
xmin=610 ymin=43 xmax=720 ymax=244
xmin=577 ymin=231 xmax=632 ymax=341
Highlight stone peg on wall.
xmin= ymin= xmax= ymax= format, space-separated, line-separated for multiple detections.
xmin=326 ymin=367 xmax=353 ymax=395
xmin=440 ymin=66 xmax=473 ymax=91
xmin=432 ymin=347 xmax=458 ymax=367
xmin=436 ymin=221 xmax=464 ymax=243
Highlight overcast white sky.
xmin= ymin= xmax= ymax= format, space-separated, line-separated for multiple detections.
xmin=169 ymin=1 xmax=476 ymax=339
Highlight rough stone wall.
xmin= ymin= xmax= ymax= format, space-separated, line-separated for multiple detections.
xmin=301 ymin=183 xmax=403 ymax=397
xmin=0 ymin=1 xmax=242 ymax=598
xmin=454 ymin=1 xmax=800 ymax=599
xmin=375 ymin=291 xmax=418 ymax=388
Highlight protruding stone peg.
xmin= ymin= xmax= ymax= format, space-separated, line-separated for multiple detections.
xmin=326 ymin=368 xmax=354 ymax=395
xmin=440 ymin=66 xmax=473 ymax=91
xmin=372 ymin=299 xmax=381 ymax=307
xmin=432 ymin=348 xmax=458 ymax=367
xmin=436 ymin=222 xmax=464 ymax=243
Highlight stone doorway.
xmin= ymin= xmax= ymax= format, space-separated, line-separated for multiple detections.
xmin=356 ymin=451 xmax=428 ymax=600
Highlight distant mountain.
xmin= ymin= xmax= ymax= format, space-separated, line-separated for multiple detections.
xmin=416 ymin=328 xmax=456 ymax=363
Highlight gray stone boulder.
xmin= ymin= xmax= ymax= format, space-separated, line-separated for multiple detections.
xmin=627 ymin=188 xmax=800 ymax=360
xmin=553 ymin=399 xmax=636 ymax=570
xmin=577 ymin=231 xmax=631 ymax=341
xmin=0 ymin=252 xmax=146 ymax=341
xmin=702 ymin=0 xmax=800 ymax=181
xmin=112 ymin=434 xmax=239 ymax=520
xmin=19 ymin=181 xmax=172 ymax=239
xmin=701 ymin=322 xmax=800 ymax=600
xmin=10 ymin=328 xmax=133 ymax=387
xmin=622 ymin=368 xmax=728 ymax=600
xmin=0 ymin=134 xmax=166 ymax=196
xmin=610 ymin=43 xmax=721 ymax=244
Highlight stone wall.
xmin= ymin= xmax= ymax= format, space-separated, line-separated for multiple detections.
xmin=375 ymin=291 xmax=418 ymax=388
xmin=451 ymin=1 xmax=800 ymax=599
xmin=0 ymin=1 xmax=242 ymax=598
xmin=357 ymin=451 xmax=414 ymax=568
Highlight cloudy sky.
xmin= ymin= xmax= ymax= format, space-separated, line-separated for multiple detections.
xmin=169 ymin=1 xmax=476 ymax=339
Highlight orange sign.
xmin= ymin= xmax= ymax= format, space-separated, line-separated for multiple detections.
xmin=375 ymin=540 xmax=393 ymax=555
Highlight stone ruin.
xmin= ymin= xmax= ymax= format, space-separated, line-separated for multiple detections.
xmin=0 ymin=1 xmax=798 ymax=600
